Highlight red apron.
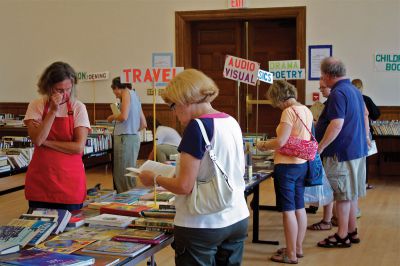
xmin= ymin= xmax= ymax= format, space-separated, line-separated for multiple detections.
xmin=25 ymin=101 xmax=86 ymax=204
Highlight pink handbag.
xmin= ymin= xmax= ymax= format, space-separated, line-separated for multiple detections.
xmin=278 ymin=107 xmax=318 ymax=161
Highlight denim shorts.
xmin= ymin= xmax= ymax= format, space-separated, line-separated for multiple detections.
xmin=274 ymin=163 xmax=308 ymax=212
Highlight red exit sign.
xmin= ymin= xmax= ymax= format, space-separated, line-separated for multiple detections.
xmin=228 ymin=0 xmax=249 ymax=8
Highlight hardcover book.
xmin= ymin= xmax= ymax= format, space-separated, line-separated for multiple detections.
xmin=58 ymin=227 xmax=125 ymax=241
xmin=81 ymin=240 xmax=150 ymax=257
xmin=112 ymin=234 xmax=170 ymax=245
xmin=100 ymin=203 xmax=151 ymax=217
xmin=8 ymin=219 xmax=57 ymax=246
xmin=35 ymin=237 xmax=95 ymax=254
xmin=0 ymin=249 xmax=95 ymax=266
xmin=113 ymin=229 xmax=164 ymax=240
xmin=30 ymin=208 xmax=72 ymax=234
xmin=0 ymin=225 xmax=39 ymax=249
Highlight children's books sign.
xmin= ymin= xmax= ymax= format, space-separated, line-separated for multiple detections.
xmin=120 ymin=68 xmax=184 ymax=84
xmin=223 ymin=55 xmax=260 ymax=85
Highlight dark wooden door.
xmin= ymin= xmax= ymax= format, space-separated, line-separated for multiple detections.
xmin=191 ymin=21 xmax=243 ymax=116
xmin=189 ymin=18 xmax=298 ymax=137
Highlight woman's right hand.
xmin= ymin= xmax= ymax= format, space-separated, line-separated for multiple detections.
xmin=49 ymin=92 xmax=63 ymax=112
xmin=256 ymin=141 xmax=267 ymax=151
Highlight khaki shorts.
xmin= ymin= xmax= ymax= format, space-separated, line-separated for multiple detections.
xmin=323 ymin=156 xmax=366 ymax=201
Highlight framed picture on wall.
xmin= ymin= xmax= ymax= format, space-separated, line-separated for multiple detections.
xmin=308 ymin=45 xmax=332 ymax=80
xmin=152 ymin=53 xmax=173 ymax=87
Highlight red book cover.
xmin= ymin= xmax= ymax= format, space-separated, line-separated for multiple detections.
xmin=100 ymin=203 xmax=151 ymax=217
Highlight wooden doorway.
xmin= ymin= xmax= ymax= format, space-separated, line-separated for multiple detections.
xmin=176 ymin=7 xmax=306 ymax=136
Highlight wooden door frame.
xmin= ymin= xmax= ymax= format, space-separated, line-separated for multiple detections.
xmin=175 ymin=6 xmax=306 ymax=103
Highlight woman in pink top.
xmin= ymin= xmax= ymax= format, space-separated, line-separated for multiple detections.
xmin=257 ymin=80 xmax=313 ymax=264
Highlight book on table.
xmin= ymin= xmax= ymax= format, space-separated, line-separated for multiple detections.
xmin=0 ymin=243 xmax=20 ymax=255
xmin=139 ymin=191 xmax=175 ymax=203
xmin=85 ymin=214 xmax=137 ymax=228
xmin=111 ymin=228 xmax=169 ymax=245
xmin=30 ymin=208 xmax=72 ymax=234
xmin=35 ymin=236 xmax=96 ymax=254
xmin=126 ymin=160 xmax=175 ymax=178
xmin=7 ymin=218 xmax=57 ymax=246
xmin=100 ymin=203 xmax=152 ymax=217
xmin=0 ymin=249 xmax=95 ymax=266
xmin=0 ymin=225 xmax=39 ymax=250
xmin=57 ymin=227 xmax=126 ymax=241
xmin=81 ymin=240 xmax=151 ymax=257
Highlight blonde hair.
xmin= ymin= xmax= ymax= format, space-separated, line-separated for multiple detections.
xmin=162 ymin=69 xmax=219 ymax=106
xmin=351 ymin=78 xmax=364 ymax=93
xmin=267 ymin=80 xmax=298 ymax=107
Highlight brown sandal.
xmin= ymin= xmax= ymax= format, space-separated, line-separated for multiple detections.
xmin=271 ymin=253 xmax=298 ymax=264
xmin=307 ymin=219 xmax=332 ymax=230
xmin=276 ymin=247 xmax=304 ymax=258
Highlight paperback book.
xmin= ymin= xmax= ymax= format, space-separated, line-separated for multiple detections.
xmin=7 ymin=219 xmax=57 ymax=246
xmin=58 ymin=227 xmax=125 ymax=241
xmin=81 ymin=240 xmax=150 ymax=257
xmin=100 ymin=203 xmax=151 ymax=217
xmin=85 ymin=214 xmax=137 ymax=228
xmin=126 ymin=160 xmax=175 ymax=178
xmin=0 ymin=225 xmax=39 ymax=249
xmin=35 ymin=237 xmax=95 ymax=254
xmin=30 ymin=208 xmax=72 ymax=234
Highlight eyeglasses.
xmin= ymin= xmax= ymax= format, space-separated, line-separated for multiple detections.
xmin=53 ymin=87 xmax=72 ymax=94
xmin=169 ymin=103 xmax=176 ymax=111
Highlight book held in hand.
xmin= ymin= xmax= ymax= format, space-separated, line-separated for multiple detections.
xmin=110 ymin=103 xmax=121 ymax=116
xmin=126 ymin=160 xmax=175 ymax=178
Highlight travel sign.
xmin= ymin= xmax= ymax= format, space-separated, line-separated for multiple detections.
xmin=120 ymin=67 xmax=184 ymax=84
xmin=223 ymin=55 xmax=260 ymax=85
xmin=268 ymin=60 xmax=305 ymax=80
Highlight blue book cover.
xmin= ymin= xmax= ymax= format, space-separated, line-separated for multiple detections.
xmin=0 ymin=249 xmax=95 ymax=266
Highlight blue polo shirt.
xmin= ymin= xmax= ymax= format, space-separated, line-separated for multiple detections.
xmin=315 ymin=79 xmax=368 ymax=162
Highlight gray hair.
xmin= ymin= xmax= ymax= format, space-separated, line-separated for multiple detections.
xmin=320 ymin=57 xmax=346 ymax=77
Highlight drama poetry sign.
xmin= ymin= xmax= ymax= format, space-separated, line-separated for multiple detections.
xmin=120 ymin=67 xmax=184 ymax=84
xmin=223 ymin=55 xmax=260 ymax=85
xmin=268 ymin=60 xmax=305 ymax=80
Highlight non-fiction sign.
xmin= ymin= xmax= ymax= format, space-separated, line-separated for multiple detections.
xmin=268 ymin=60 xmax=305 ymax=80
xmin=120 ymin=67 xmax=184 ymax=84
xmin=223 ymin=55 xmax=260 ymax=85
xmin=375 ymin=52 xmax=400 ymax=72
xmin=77 ymin=71 xmax=109 ymax=82
xmin=257 ymin=69 xmax=273 ymax=84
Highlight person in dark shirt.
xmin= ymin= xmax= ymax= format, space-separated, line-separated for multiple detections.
xmin=352 ymin=78 xmax=380 ymax=189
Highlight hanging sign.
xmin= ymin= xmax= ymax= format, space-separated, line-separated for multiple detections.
xmin=374 ymin=52 xmax=400 ymax=72
xmin=120 ymin=67 xmax=184 ymax=84
xmin=77 ymin=71 xmax=109 ymax=82
xmin=223 ymin=55 xmax=260 ymax=85
xmin=228 ymin=0 xmax=249 ymax=8
xmin=257 ymin=69 xmax=273 ymax=84
xmin=268 ymin=60 xmax=305 ymax=80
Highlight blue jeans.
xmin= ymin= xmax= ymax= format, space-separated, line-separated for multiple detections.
xmin=173 ymin=218 xmax=248 ymax=266
xmin=274 ymin=163 xmax=307 ymax=212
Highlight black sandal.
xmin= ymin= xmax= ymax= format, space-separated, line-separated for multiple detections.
xmin=348 ymin=228 xmax=360 ymax=244
xmin=318 ymin=233 xmax=352 ymax=248
xmin=307 ymin=220 xmax=332 ymax=230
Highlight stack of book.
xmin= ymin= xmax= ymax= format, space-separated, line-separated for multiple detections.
xmin=81 ymin=240 xmax=150 ymax=257
xmin=112 ymin=229 xmax=169 ymax=245
xmin=0 ymin=225 xmax=39 ymax=254
xmin=29 ymin=208 xmax=72 ymax=234
xmin=130 ymin=217 xmax=174 ymax=233
xmin=7 ymin=217 xmax=57 ymax=246
xmin=0 ymin=154 xmax=10 ymax=173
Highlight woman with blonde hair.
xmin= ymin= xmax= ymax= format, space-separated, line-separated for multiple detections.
xmin=139 ymin=69 xmax=249 ymax=265
xmin=257 ymin=80 xmax=313 ymax=264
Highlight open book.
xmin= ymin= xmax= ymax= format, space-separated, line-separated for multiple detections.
xmin=110 ymin=102 xmax=121 ymax=116
xmin=126 ymin=160 xmax=175 ymax=178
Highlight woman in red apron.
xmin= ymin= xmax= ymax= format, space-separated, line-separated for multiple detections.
xmin=24 ymin=62 xmax=90 ymax=211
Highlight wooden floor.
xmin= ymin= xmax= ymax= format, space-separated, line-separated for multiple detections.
xmin=1 ymin=167 xmax=399 ymax=266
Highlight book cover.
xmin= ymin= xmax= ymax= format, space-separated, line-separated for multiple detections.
xmin=0 ymin=243 xmax=20 ymax=255
xmin=57 ymin=227 xmax=125 ymax=241
xmin=139 ymin=191 xmax=175 ymax=203
xmin=141 ymin=209 xmax=176 ymax=219
xmin=8 ymin=219 xmax=57 ymax=246
xmin=100 ymin=203 xmax=151 ymax=217
xmin=110 ymin=103 xmax=121 ymax=116
xmin=133 ymin=217 xmax=174 ymax=229
xmin=101 ymin=192 xmax=140 ymax=205
xmin=0 ymin=225 xmax=39 ymax=248
xmin=86 ymin=214 xmax=137 ymax=228
xmin=113 ymin=229 xmax=164 ymax=240
xmin=35 ymin=237 xmax=95 ymax=254
xmin=112 ymin=234 xmax=170 ymax=245
xmin=81 ymin=240 xmax=150 ymax=257
xmin=0 ymin=249 xmax=95 ymax=266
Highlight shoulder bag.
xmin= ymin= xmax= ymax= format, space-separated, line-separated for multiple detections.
xmin=187 ymin=119 xmax=234 ymax=215
xmin=278 ymin=107 xmax=318 ymax=161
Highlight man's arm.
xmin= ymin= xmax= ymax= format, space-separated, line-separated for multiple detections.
xmin=364 ymin=104 xmax=371 ymax=147
xmin=318 ymin=118 xmax=344 ymax=154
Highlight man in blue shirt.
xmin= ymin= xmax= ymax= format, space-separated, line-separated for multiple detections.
xmin=316 ymin=57 xmax=369 ymax=248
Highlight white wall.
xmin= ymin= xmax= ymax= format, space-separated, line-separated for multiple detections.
xmin=0 ymin=0 xmax=399 ymax=105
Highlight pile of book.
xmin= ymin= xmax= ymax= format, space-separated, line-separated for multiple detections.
xmin=0 ymin=154 xmax=10 ymax=173
xmin=371 ymin=120 xmax=400 ymax=136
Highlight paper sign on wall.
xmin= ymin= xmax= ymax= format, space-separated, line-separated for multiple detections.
xmin=374 ymin=52 xmax=400 ymax=72
xmin=120 ymin=67 xmax=184 ymax=84
xmin=77 ymin=71 xmax=109 ymax=82
xmin=268 ymin=60 xmax=305 ymax=80
xmin=223 ymin=55 xmax=260 ymax=85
